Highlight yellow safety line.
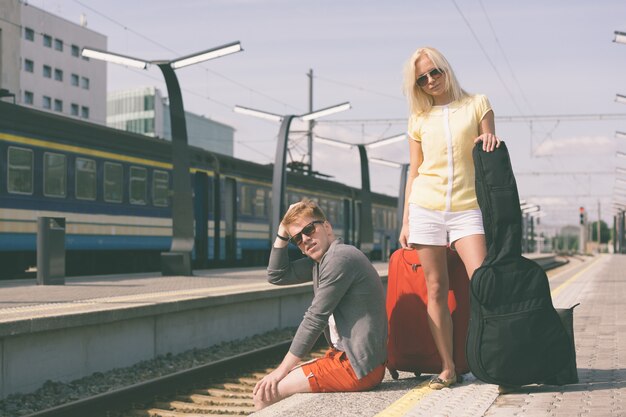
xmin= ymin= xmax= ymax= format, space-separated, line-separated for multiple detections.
xmin=377 ymin=255 xmax=604 ymax=416
xmin=550 ymin=254 xmax=603 ymax=298
xmin=375 ymin=380 xmax=431 ymax=417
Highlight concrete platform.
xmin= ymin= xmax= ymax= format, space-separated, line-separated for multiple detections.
xmin=0 ymin=253 xmax=559 ymax=401
xmin=0 ymin=262 xmax=387 ymax=399
xmin=252 ymin=254 xmax=625 ymax=417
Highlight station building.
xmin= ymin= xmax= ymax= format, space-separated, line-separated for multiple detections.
xmin=0 ymin=0 xmax=107 ymax=123
xmin=107 ymin=87 xmax=234 ymax=156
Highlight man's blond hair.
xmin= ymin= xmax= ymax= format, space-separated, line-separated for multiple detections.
xmin=281 ymin=198 xmax=327 ymax=227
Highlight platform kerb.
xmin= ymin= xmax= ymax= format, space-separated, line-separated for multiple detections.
xmin=0 ymin=282 xmax=313 ymax=398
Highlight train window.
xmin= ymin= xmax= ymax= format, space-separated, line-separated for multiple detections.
xmin=327 ymin=200 xmax=338 ymax=223
xmin=7 ymin=147 xmax=33 ymax=195
xmin=371 ymin=207 xmax=378 ymax=228
xmin=153 ymin=170 xmax=169 ymax=207
xmin=104 ymin=162 xmax=123 ymax=203
xmin=239 ymin=185 xmax=252 ymax=215
xmin=320 ymin=199 xmax=329 ymax=217
xmin=375 ymin=208 xmax=384 ymax=229
xmin=129 ymin=166 xmax=147 ymax=205
xmin=338 ymin=200 xmax=346 ymax=225
xmin=254 ymin=188 xmax=266 ymax=217
xmin=75 ymin=158 xmax=96 ymax=200
xmin=287 ymin=192 xmax=300 ymax=205
xmin=43 ymin=153 xmax=66 ymax=197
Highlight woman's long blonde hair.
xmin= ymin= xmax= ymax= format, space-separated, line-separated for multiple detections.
xmin=402 ymin=47 xmax=468 ymax=115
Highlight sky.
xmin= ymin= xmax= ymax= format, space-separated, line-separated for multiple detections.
xmin=25 ymin=0 xmax=626 ymax=231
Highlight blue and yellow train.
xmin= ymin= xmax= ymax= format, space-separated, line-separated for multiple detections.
xmin=0 ymin=102 xmax=399 ymax=278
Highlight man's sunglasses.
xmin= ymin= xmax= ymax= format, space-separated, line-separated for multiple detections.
xmin=290 ymin=220 xmax=324 ymax=245
xmin=415 ymin=68 xmax=444 ymax=87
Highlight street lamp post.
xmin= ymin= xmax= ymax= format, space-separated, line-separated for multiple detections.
xmin=369 ymin=157 xmax=410 ymax=245
xmin=233 ymin=102 xmax=350 ymax=240
xmin=82 ymin=42 xmax=242 ymax=276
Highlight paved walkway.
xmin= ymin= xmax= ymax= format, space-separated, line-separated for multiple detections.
xmin=253 ymin=254 xmax=626 ymax=417
xmin=0 ymin=263 xmax=388 ymax=324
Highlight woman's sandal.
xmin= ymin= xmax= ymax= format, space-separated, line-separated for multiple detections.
xmin=428 ymin=374 xmax=457 ymax=390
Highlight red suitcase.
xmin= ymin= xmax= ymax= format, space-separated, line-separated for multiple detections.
xmin=386 ymin=248 xmax=470 ymax=379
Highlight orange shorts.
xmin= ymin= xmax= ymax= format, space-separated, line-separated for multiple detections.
xmin=300 ymin=348 xmax=385 ymax=393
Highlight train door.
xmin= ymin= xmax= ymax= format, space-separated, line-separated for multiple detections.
xmin=223 ymin=177 xmax=237 ymax=264
xmin=193 ymin=172 xmax=209 ymax=268
xmin=210 ymin=172 xmax=221 ymax=263
xmin=342 ymin=199 xmax=352 ymax=245
xmin=354 ymin=200 xmax=361 ymax=248
xmin=382 ymin=235 xmax=391 ymax=261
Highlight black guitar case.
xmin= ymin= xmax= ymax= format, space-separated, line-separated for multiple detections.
xmin=466 ymin=142 xmax=576 ymax=387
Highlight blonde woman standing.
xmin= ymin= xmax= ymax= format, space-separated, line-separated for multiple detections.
xmin=399 ymin=47 xmax=501 ymax=389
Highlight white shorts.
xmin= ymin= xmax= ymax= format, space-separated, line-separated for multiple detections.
xmin=408 ymin=204 xmax=485 ymax=247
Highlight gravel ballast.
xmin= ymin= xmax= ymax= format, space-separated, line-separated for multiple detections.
xmin=0 ymin=327 xmax=296 ymax=417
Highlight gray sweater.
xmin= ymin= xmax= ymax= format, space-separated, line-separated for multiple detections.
xmin=267 ymin=239 xmax=387 ymax=379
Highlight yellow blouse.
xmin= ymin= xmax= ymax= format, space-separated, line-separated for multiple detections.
xmin=407 ymin=94 xmax=492 ymax=212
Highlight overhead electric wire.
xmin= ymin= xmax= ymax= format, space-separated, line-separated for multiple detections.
xmin=478 ymin=0 xmax=535 ymax=114
xmin=317 ymin=113 xmax=626 ymax=126
xmin=450 ymin=0 xmax=525 ymax=116
xmin=314 ymin=75 xmax=404 ymax=102
xmin=72 ymin=0 xmax=301 ymax=112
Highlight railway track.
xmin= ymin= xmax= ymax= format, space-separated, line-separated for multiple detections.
xmin=26 ymin=340 xmax=325 ymax=417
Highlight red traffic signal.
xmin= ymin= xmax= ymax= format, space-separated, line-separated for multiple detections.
xmin=579 ymin=207 xmax=584 ymax=225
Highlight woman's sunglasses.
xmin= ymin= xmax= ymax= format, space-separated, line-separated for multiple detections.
xmin=415 ymin=68 xmax=444 ymax=87
xmin=290 ymin=220 xmax=324 ymax=245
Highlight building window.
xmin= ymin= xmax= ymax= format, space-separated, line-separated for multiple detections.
xmin=71 ymin=73 xmax=79 ymax=86
xmin=144 ymin=95 xmax=154 ymax=111
xmin=129 ymin=166 xmax=147 ymax=205
xmin=104 ymin=162 xmax=123 ymax=203
xmin=54 ymin=68 xmax=63 ymax=82
xmin=54 ymin=99 xmax=63 ymax=112
xmin=43 ymin=34 xmax=52 ymax=47
xmin=7 ymin=147 xmax=33 ymax=195
xmin=71 ymin=44 xmax=80 ymax=57
xmin=81 ymin=77 xmax=90 ymax=90
xmin=153 ymin=170 xmax=169 ymax=207
xmin=75 ymin=158 xmax=96 ymax=200
xmin=81 ymin=106 xmax=89 ymax=119
xmin=144 ymin=118 xmax=155 ymax=134
xmin=44 ymin=153 xmax=67 ymax=197
xmin=42 ymin=96 xmax=51 ymax=109
xmin=24 ymin=59 xmax=34 ymax=73
xmin=43 ymin=65 xmax=52 ymax=78
xmin=24 ymin=27 xmax=35 ymax=41
xmin=24 ymin=91 xmax=34 ymax=105
xmin=54 ymin=38 xmax=63 ymax=51
xmin=71 ymin=103 xmax=79 ymax=116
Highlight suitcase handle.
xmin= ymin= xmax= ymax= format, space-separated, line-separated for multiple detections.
xmin=401 ymin=248 xmax=421 ymax=272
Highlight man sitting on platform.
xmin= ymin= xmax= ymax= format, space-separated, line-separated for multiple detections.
xmin=253 ymin=198 xmax=387 ymax=410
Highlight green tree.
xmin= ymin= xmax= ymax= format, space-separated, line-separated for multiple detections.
xmin=590 ymin=220 xmax=610 ymax=244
